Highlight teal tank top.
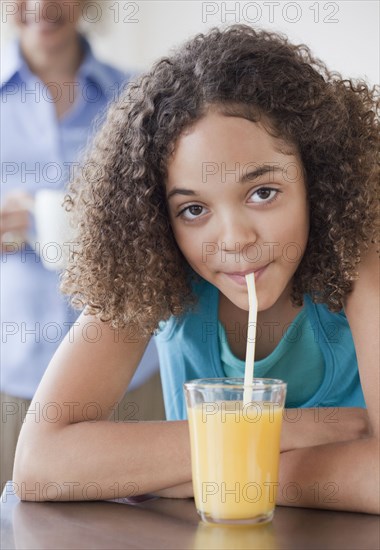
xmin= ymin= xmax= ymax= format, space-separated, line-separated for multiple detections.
xmin=154 ymin=279 xmax=366 ymax=421
xmin=218 ymin=308 xmax=325 ymax=407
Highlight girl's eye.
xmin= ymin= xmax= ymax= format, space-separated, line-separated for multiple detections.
xmin=177 ymin=204 xmax=207 ymax=220
xmin=249 ymin=187 xmax=279 ymax=204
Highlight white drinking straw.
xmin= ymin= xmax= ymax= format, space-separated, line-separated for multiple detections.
xmin=243 ymin=273 xmax=258 ymax=405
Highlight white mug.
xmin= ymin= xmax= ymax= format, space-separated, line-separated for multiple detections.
xmin=32 ymin=190 xmax=75 ymax=271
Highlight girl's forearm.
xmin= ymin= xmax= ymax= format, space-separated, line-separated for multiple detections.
xmin=277 ymin=436 xmax=379 ymax=514
xmin=13 ymin=420 xmax=191 ymax=502
xmin=281 ymin=407 xmax=371 ymax=452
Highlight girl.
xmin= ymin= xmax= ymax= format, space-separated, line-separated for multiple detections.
xmin=14 ymin=25 xmax=379 ymax=514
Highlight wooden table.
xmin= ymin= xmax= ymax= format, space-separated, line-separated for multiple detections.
xmin=1 ymin=482 xmax=379 ymax=549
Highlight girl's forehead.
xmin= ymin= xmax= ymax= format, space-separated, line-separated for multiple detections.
xmin=169 ymin=112 xmax=299 ymax=169
xmin=165 ymin=112 xmax=306 ymax=194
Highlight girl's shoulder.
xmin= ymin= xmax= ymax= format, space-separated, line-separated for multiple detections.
xmin=304 ymin=294 xmax=346 ymax=319
xmin=303 ymin=294 xmax=351 ymax=350
xmin=155 ymin=277 xmax=217 ymax=340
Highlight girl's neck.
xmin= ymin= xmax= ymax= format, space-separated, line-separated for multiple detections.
xmin=218 ymin=285 xmax=304 ymax=361
xmin=20 ymin=32 xmax=83 ymax=83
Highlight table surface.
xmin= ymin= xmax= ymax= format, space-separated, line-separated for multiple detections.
xmin=1 ymin=482 xmax=379 ymax=550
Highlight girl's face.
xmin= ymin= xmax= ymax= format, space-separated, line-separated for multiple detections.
xmin=166 ymin=110 xmax=309 ymax=312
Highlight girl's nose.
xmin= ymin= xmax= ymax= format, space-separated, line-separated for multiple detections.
xmin=218 ymin=212 xmax=257 ymax=256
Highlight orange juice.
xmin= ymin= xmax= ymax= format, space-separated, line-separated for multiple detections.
xmin=187 ymin=401 xmax=283 ymax=522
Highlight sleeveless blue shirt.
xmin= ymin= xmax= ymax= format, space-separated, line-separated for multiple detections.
xmin=154 ymin=279 xmax=366 ymax=420
xmin=218 ymin=307 xmax=326 ymax=407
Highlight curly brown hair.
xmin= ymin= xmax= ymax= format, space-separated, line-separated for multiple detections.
xmin=61 ymin=24 xmax=379 ymax=335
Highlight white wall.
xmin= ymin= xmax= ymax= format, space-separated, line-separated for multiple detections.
xmin=1 ymin=1 xmax=379 ymax=85
xmin=91 ymin=0 xmax=380 ymax=86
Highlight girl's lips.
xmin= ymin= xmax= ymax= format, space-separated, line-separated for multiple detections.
xmin=223 ymin=265 xmax=268 ymax=286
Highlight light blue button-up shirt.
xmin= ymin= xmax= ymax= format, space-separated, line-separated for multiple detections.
xmin=1 ymin=37 xmax=159 ymax=398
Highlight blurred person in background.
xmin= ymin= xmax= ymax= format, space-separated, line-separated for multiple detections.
xmin=0 ymin=0 xmax=164 ymax=492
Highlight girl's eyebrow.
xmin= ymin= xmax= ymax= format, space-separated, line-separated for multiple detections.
xmin=167 ymin=188 xmax=198 ymax=200
xmin=241 ymin=164 xmax=283 ymax=184
xmin=167 ymin=164 xmax=283 ymax=201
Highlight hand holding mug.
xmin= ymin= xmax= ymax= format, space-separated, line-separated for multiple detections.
xmin=0 ymin=191 xmax=34 ymax=253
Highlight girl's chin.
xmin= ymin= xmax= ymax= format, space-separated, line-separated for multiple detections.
xmin=221 ymin=293 xmax=250 ymax=312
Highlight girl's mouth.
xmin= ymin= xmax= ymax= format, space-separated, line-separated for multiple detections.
xmin=222 ymin=265 xmax=269 ymax=286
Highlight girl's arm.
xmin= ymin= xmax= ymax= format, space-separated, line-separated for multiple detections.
xmin=13 ymin=313 xmax=192 ymax=501
xmin=277 ymin=241 xmax=379 ymax=514
xmin=280 ymin=407 xmax=370 ymax=451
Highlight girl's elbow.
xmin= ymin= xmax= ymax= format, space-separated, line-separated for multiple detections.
xmin=12 ymin=440 xmax=51 ymax=502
